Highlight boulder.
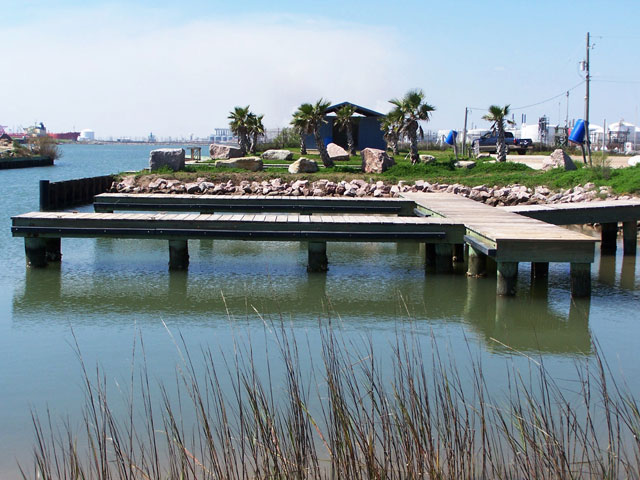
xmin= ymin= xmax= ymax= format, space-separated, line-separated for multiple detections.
xmin=149 ymin=148 xmax=185 ymax=172
xmin=209 ymin=144 xmax=243 ymax=159
xmin=628 ymin=155 xmax=640 ymax=167
xmin=361 ymin=148 xmax=395 ymax=174
xmin=454 ymin=160 xmax=476 ymax=169
xmin=327 ymin=143 xmax=350 ymax=161
xmin=261 ymin=149 xmax=293 ymax=161
xmin=214 ymin=157 xmax=263 ymax=172
xmin=288 ymin=157 xmax=319 ymax=174
xmin=419 ymin=154 xmax=436 ymax=164
xmin=542 ymin=149 xmax=577 ymax=171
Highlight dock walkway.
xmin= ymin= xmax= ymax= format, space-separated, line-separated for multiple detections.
xmin=401 ymin=192 xmax=596 ymax=295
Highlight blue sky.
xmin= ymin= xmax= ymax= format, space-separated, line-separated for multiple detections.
xmin=2 ymin=0 xmax=639 ymax=138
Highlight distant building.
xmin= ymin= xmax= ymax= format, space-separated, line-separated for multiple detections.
xmin=209 ymin=128 xmax=235 ymax=143
xmin=304 ymin=102 xmax=386 ymax=151
xmin=78 ymin=129 xmax=95 ymax=142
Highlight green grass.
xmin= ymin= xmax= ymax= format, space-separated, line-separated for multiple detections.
xmin=130 ymin=149 xmax=640 ymax=195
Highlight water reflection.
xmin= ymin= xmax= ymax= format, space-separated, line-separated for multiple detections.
xmin=620 ymin=256 xmax=637 ymax=291
xmin=15 ymin=258 xmax=593 ymax=355
xmin=598 ymin=255 xmax=617 ymax=286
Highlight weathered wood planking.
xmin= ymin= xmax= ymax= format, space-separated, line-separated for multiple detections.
xmin=401 ymin=192 xmax=596 ymax=263
xmin=503 ymin=200 xmax=640 ymax=225
xmin=94 ymin=193 xmax=416 ymax=215
xmin=12 ymin=212 xmax=465 ymax=243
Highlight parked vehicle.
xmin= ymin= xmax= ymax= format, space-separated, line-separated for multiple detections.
xmin=472 ymin=131 xmax=533 ymax=155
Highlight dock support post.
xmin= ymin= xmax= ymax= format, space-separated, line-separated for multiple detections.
xmin=425 ymin=244 xmax=436 ymax=269
xmin=25 ymin=238 xmax=48 ymax=268
xmin=467 ymin=246 xmax=486 ymax=277
xmin=531 ymin=262 xmax=549 ymax=279
xmin=168 ymin=240 xmax=189 ymax=270
xmin=308 ymin=241 xmax=328 ymax=272
xmin=39 ymin=180 xmax=50 ymax=211
xmin=453 ymin=244 xmax=465 ymax=263
xmin=622 ymin=221 xmax=637 ymax=256
xmin=570 ymin=263 xmax=591 ymax=298
xmin=601 ymin=222 xmax=618 ymax=254
xmin=496 ymin=262 xmax=518 ymax=296
xmin=45 ymin=238 xmax=62 ymax=262
xmin=435 ymin=244 xmax=453 ymax=273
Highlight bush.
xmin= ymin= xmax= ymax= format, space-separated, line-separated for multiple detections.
xmin=28 ymin=136 xmax=62 ymax=160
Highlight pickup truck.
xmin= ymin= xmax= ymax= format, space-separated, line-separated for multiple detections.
xmin=472 ymin=131 xmax=533 ymax=155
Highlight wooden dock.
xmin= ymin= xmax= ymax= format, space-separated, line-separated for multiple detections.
xmin=401 ymin=192 xmax=596 ymax=296
xmin=14 ymin=192 xmax=640 ymax=298
xmin=503 ymin=200 xmax=640 ymax=256
xmin=94 ymin=193 xmax=417 ymax=216
xmin=12 ymin=211 xmax=462 ymax=272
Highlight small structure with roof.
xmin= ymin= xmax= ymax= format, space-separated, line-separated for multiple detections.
xmin=305 ymin=102 xmax=386 ymax=151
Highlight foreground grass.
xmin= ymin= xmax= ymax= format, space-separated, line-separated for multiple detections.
xmin=22 ymin=319 xmax=640 ymax=479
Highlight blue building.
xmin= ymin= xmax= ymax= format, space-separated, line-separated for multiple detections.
xmin=305 ymin=102 xmax=386 ymax=151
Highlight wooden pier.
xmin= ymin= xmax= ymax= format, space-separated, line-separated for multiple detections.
xmin=401 ymin=192 xmax=597 ymax=296
xmin=12 ymin=191 xmax=640 ymax=298
xmin=504 ymin=200 xmax=640 ymax=256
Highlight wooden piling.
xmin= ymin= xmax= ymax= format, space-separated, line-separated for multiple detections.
xmin=25 ymin=238 xmax=48 ymax=268
xmin=45 ymin=238 xmax=62 ymax=262
xmin=168 ymin=240 xmax=189 ymax=270
xmin=453 ymin=243 xmax=465 ymax=263
xmin=467 ymin=246 xmax=486 ymax=277
xmin=435 ymin=244 xmax=453 ymax=273
xmin=600 ymin=222 xmax=618 ymax=254
xmin=622 ymin=221 xmax=637 ymax=256
xmin=570 ymin=262 xmax=591 ymax=298
xmin=425 ymin=243 xmax=436 ymax=269
xmin=531 ymin=262 xmax=549 ymax=279
xmin=496 ymin=261 xmax=518 ymax=296
xmin=307 ymin=241 xmax=328 ymax=272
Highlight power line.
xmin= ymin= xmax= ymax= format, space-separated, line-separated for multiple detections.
xmin=511 ymin=81 xmax=585 ymax=110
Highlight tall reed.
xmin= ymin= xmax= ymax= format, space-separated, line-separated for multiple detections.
xmin=20 ymin=319 xmax=640 ymax=479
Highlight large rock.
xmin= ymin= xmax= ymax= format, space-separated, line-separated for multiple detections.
xmin=261 ymin=149 xmax=293 ymax=161
xmin=149 ymin=148 xmax=185 ymax=172
xmin=209 ymin=144 xmax=243 ymax=159
xmin=419 ymin=154 xmax=436 ymax=164
xmin=455 ymin=160 xmax=476 ymax=169
xmin=361 ymin=148 xmax=395 ymax=173
xmin=542 ymin=149 xmax=577 ymax=171
xmin=288 ymin=157 xmax=319 ymax=174
xmin=327 ymin=143 xmax=350 ymax=161
xmin=215 ymin=157 xmax=263 ymax=172
xmin=628 ymin=155 xmax=640 ymax=167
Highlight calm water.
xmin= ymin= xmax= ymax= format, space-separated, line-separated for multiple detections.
xmin=1 ymin=144 xmax=639 ymax=475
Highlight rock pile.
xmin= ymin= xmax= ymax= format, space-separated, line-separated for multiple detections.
xmin=112 ymin=176 xmax=627 ymax=205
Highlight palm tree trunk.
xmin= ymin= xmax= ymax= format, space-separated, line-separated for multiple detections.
xmin=346 ymin=124 xmax=355 ymax=156
xmin=314 ymin=129 xmax=333 ymax=167
xmin=496 ymin=126 xmax=507 ymax=162
xmin=392 ymin=135 xmax=399 ymax=155
xmin=300 ymin=136 xmax=307 ymax=155
xmin=250 ymin=133 xmax=258 ymax=155
xmin=408 ymin=123 xmax=419 ymax=164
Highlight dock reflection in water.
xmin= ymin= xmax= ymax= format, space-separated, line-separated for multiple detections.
xmin=14 ymin=240 xmax=596 ymax=356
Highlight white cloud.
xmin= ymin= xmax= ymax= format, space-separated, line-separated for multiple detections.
xmin=1 ymin=6 xmax=414 ymax=137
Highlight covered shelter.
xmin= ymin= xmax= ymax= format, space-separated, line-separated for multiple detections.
xmin=305 ymin=102 xmax=386 ymax=151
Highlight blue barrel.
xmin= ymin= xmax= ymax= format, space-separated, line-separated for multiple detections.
xmin=569 ymin=119 xmax=586 ymax=144
xmin=323 ymin=136 xmax=332 ymax=147
xmin=445 ymin=130 xmax=457 ymax=145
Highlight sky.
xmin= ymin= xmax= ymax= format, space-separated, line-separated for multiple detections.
xmin=2 ymin=0 xmax=639 ymax=139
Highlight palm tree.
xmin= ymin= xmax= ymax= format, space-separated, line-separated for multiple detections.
xmin=482 ymin=105 xmax=514 ymax=162
xmin=290 ymin=111 xmax=312 ymax=155
xmin=380 ymin=108 xmax=403 ymax=155
xmin=389 ymin=89 xmax=435 ymax=164
xmin=228 ymin=105 xmax=251 ymax=155
xmin=334 ymin=104 xmax=357 ymax=155
xmin=247 ymin=113 xmax=265 ymax=155
xmin=293 ymin=99 xmax=332 ymax=167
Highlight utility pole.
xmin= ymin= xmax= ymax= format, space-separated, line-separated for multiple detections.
xmin=462 ymin=107 xmax=468 ymax=156
xmin=584 ymin=32 xmax=592 ymax=166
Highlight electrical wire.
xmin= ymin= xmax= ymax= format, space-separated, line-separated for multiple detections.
xmin=511 ymin=81 xmax=585 ymax=110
